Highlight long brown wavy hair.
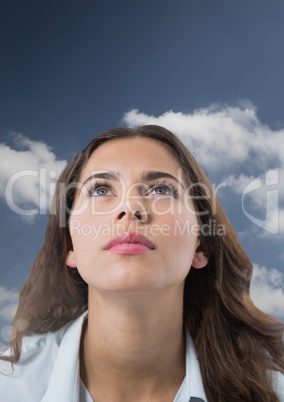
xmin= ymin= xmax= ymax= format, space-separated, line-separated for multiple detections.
xmin=1 ymin=125 xmax=284 ymax=401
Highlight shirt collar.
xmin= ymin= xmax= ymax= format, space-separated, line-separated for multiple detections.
xmin=43 ymin=311 xmax=207 ymax=402
xmin=173 ymin=330 xmax=207 ymax=402
xmin=41 ymin=311 xmax=88 ymax=402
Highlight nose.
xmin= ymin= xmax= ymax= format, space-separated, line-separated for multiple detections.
xmin=116 ymin=208 xmax=149 ymax=222
xmin=115 ymin=193 xmax=149 ymax=223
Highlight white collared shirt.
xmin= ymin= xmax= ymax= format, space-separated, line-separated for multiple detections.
xmin=79 ymin=317 xmax=207 ymax=402
xmin=0 ymin=311 xmax=283 ymax=402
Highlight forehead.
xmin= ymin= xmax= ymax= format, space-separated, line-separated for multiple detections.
xmin=81 ymin=137 xmax=183 ymax=180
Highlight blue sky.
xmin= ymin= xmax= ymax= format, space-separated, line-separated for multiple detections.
xmin=1 ymin=0 xmax=284 ymax=347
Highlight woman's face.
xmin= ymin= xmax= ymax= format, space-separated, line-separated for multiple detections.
xmin=66 ymin=137 xmax=207 ymax=293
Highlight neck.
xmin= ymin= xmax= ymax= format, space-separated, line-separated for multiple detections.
xmin=80 ymin=285 xmax=186 ymax=401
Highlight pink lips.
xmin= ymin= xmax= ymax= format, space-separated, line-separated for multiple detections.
xmin=104 ymin=232 xmax=155 ymax=255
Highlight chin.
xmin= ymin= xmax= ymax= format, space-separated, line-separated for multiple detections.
xmin=93 ymin=271 xmax=162 ymax=294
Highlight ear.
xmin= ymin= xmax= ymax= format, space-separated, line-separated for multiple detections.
xmin=191 ymin=241 xmax=209 ymax=269
xmin=66 ymin=250 xmax=77 ymax=268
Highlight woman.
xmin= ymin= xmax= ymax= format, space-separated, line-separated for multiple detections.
xmin=0 ymin=125 xmax=283 ymax=402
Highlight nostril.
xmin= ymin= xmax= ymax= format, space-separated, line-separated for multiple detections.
xmin=117 ymin=211 xmax=126 ymax=220
xmin=134 ymin=210 xmax=142 ymax=220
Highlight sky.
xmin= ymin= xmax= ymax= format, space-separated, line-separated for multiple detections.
xmin=0 ymin=0 xmax=284 ymax=348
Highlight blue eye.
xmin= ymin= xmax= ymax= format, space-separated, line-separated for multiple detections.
xmin=87 ymin=181 xmax=113 ymax=197
xmin=86 ymin=180 xmax=179 ymax=198
xmin=94 ymin=187 xmax=110 ymax=196
xmin=149 ymin=182 xmax=178 ymax=198
xmin=152 ymin=185 xmax=170 ymax=195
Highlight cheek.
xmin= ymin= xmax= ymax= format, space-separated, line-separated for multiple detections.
xmin=69 ymin=202 xmax=111 ymax=237
xmin=165 ymin=216 xmax=199 ymax=276
xmin=156 ymin=205 xmax=199 ymax=235
xmin=150 ymin=197 xmax=178 ymax=215
xmin=159 ymin=212 xmax=200 ymax=255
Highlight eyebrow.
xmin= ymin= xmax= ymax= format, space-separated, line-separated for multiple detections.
xmin=82 ymin=170 xmax=185 ymax=189
xmin=82 ymin=171 xmax=119 ymax=186
xmin=141 ymin=171 xmax=185 ymax=189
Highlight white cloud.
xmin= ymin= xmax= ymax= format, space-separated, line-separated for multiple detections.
xmin=225 ymin=168 xmax=283 ymax=202
xmin=123 ymin=105 xmax=284 ymax=172
xmin=0 ymin=133 xmax=67 ymax=219
xmin=226 ymin=169 xmax=284 ymax=236
xmin=225 ymin=174 xmax=258 ymax=195
xmin=123 ymin=105 xmax=284 ymax=237
xmin=0 ymin=286 xmax=18 ymax=322
xmin=251 ymin=264 xmax=284 ymax=318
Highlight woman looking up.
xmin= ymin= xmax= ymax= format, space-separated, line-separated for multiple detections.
xmin=1 ymin=125 xmax=283 ymax=402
